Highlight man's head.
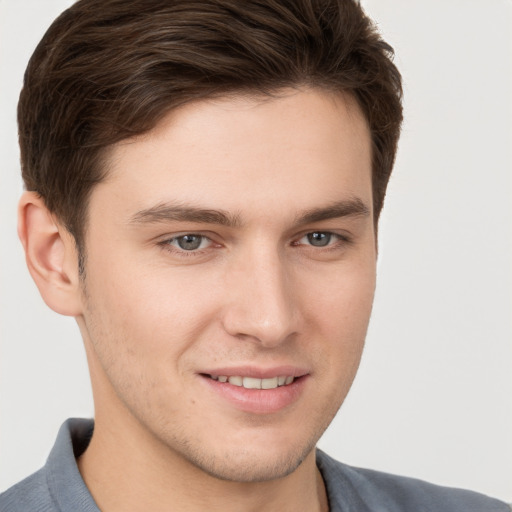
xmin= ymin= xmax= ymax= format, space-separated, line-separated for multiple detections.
xmin=17 ymin=0 xmax=402 ymax=486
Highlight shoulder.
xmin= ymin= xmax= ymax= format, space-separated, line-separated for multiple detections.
xmin=316 ymin=450 xmax=511 ymax=512
xmin=0 ymin=418 xmax=98 ymax=512
xmin=0 ymin=469 xmax=56 ymax=512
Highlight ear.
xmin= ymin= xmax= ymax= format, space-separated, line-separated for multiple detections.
xmin=18 ymin=191 xmax=83 ymax=316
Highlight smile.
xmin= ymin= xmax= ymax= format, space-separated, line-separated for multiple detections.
xmin=201 ymin=370 xmax=308 ymax=413
xmin=208 ymin=375 xmax=295 ymax=389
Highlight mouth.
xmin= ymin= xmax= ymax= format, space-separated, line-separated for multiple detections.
xmin=199 ymin=369 xmax=308 ymax=414
xmin=206 ymin=374 xmax=296 ymax=389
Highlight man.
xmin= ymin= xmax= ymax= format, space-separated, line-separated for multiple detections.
xmin=0 ymin=0 xmax=509 ymax=511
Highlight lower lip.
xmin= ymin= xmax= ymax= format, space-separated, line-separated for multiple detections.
xmin=200 ymin=375 xmax=308 ymax=414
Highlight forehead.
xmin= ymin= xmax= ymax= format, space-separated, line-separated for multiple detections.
xmin=94 ymin=88 xmax=372 ymax=222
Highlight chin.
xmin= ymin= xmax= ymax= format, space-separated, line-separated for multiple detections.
xmin=185 ymin=443 xmax=315 ymax=483
xmin=167 ymin=430 xmax=316 ymax=483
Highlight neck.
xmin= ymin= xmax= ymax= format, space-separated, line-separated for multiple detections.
xmin=77 ymin=409 xmax=329 ymax=512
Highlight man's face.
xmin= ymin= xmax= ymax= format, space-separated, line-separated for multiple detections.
xmin=77 ymin=88 xmax=376 ymax=481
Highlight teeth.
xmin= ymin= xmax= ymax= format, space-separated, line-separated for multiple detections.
xmin=243 ymin=377 xmax=261 ymax=389
xmin=212 ymin=375 xmax=295 ymax=389
xmin=261 ymin=377 xmax=278 ymax=389
xmin=228 ymin=376 xmax=243 ymax=386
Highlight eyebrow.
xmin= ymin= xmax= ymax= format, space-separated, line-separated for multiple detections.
xmin=129 ymin=197 xmax=370 ymax=228
xmin=295 ymin=198 xmax=370 ymax=225
xmin=129 ymin=202 xmax=242 ymax=228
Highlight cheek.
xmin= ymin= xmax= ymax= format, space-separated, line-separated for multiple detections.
xmin=80 ymin=268 xmax=202 ymax=418
xmin=88 ymin=255 xmax=214 ymax=334
xmin=300 ymin=259 xmax=376 ymax=336
xmin=81 ymin=260 xmax=234 ymax=408
xmin=299 ymin=260 xmax=375 ymax=387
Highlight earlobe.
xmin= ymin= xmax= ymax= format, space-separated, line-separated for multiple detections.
xmin=18 ymin=191 xmax=83 ymax=317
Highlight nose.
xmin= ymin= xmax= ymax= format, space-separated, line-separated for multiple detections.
xmin=221 ymin=245 xmax=299 ymax=348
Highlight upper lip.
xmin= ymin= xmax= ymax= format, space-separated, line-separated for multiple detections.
xmin=200 ymin=365 xmax=309 ymax=379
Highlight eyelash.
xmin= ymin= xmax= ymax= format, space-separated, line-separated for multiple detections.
xmin=158 ymin=231 xmax=351 ymax=258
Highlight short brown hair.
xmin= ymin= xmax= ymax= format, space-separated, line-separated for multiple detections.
xmin=18 ymin=0 xmax=403 ymax=251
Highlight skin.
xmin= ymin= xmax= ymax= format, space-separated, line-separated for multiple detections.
xmin=19 ymin=88 xmax=376 ymax=512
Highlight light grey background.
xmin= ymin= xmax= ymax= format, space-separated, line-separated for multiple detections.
xmin=1 ymin=0 xmax=511 ymax=502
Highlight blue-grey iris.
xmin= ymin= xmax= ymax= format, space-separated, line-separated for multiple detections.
xmin=307 ymin=232 xmax=331 ymax=247
xmin=177 ymin=235 xmax=203 ymax=250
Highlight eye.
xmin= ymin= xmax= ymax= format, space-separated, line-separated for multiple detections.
xmin=167 ymin=234 xmax=211 ymax=251
xmin=299 ymin=231 xmax=337 ymax=247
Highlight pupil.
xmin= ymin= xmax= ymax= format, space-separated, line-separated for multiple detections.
xmin=307 ymin=232 xmax=330 ymax=247
xmin=178 ymin=235 xmax=202 ymax=250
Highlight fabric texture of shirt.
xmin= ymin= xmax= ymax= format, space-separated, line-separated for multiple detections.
xmin=1 ymin=418 xmax=509 ymax=511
